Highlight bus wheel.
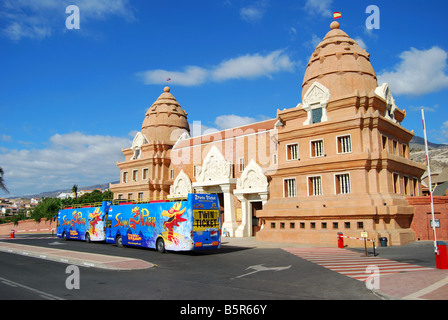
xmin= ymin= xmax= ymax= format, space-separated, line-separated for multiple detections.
xmin=62 ymin=232 xmax=67 ymax=241
xmin=85 ymin=233 xmax=91 ymax=243
xmin=156 ymin=238 xmax=165 ymax=253
xmin=116 ymin=235 xmax=123 ymax=248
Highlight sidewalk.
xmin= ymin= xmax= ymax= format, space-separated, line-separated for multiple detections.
xmin=222 ymin=236 xmax=448 ymax=300
xmin=0 ymin=241 xmax=155 ymax=271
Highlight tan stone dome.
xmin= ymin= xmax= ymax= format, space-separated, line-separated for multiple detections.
xmin=302 ymin=21 xmax=378 ymax=100
xmin=141 ymin=87 xmax=190 ymax=145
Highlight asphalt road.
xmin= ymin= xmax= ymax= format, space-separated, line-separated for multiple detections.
xmin=0 ymin=235 xmax=380 ymax=303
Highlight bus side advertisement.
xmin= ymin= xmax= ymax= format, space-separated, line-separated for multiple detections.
xmin=105 ymin=193 xmax=221 ymax=252
xmin=57 ymin=201 xmax=110 ymax=241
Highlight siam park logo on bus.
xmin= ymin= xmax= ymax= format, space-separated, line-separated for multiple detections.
xmin=113 ymin=206 xmax=156 ymax=231
xmin=61 ymin=211 xmax=86 ymax=228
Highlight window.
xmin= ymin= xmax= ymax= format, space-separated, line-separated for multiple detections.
xmin=413 ymin=178 xmax=419 ymax=196
xmin=322 ymin=222 xmax=327 ymax=229
xmin=310 ymin=222 xmax=316 ymax=229
xmin=271 ymin=222 xmax=276 ymax=229
xmin=382 ymin=136 xmax=388 ymax=151
xmin=335 ymin=173 xmax=351 ymax=195
xmin=402 ymin=144 xmax=408 ymax=159
xmin=290 ymin=223 xmax=295 ymax=229
xmin=284 ymin=178 xmax=297 ymax=198
xmin=170 ymin=169 xmax=175 ymax=180
xmin=345 ymin=222 xmax=351 ymax=229
xmin=333 ymin=222 xmax=339 ymax=229
xmin=337 ymin=135 xmax=352 ymax=154
xmin=312 ymin=107 xmax=323 ymax=124
xmin=193 ymin=165 xmax=199 ymax=178
xmin=238 ymin=158 xmax=245 ymax=172
xmin=143 ymin=168 xmax=148 ymax=180
xmin=393 ymin=173 xmax=400 ymax=193
xmin=308 ymin=176 xmax=322 ymax=196
xmin=122 ymin=171 xmax=128 ymax=183
xmin=393 ymin=140 xmax=398 ymax=155
xmin=287 ymin=143 xmax=299 ymax=160
xmin=127 ymin=193 xmax=133 ymax=200
xmin=138 ymin=192 xmax=144 ymax=201
xmin=132 ymin=170 xmax=138 ymax=182
xmin=273 ymin=153 xmax=278 ymax=165
xmin=300 ymin=222 xmax=305 ymax=229
xmin=280 ymin=222 xmax=285 ymax=229
xmin=311 ymin=140 xmax=324 ymax=157
xmin=357 ymin=222 xmax=364 ymax=229
xmin=404 ymin=176 xmax=409 ymax=195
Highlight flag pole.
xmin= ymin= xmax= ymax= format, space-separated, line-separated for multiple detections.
xmin=421 ymin=109 xmax=438 ymax=254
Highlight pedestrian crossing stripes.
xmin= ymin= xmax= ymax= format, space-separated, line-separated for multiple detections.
xmin=283 ymin=247 xmax=433 ymax=282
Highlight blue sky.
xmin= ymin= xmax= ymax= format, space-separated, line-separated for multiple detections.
xmin=0 ymin=0 xmax=447 ymax=197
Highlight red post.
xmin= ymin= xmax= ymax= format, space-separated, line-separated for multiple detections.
xmin=337 ymin=232 xmax=344 ymax=248
xmin=436 ymin=241 xmax=448 ymax=270
xmin=10 ymin=230 xmax=15 ymax=239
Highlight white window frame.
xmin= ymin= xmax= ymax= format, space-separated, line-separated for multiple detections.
xmin=334 ymin=172 xmax=351 ymax=195
xmin=336 ymin=134 xmax=352 ymax=154
xmin=283 ymin=177 xmax=297 ymax=198
xmin=310 ymin=139 xmax=325 ymax=158
xmin=238 ymin=157 xmax=245 ymax=172
xmin=142 ymin=168 xmax=149 ymax=180
xmin=307 ymin=175 xmax=323 ymax=196
xmin=286 ymin=143 xmax=299 ymax=161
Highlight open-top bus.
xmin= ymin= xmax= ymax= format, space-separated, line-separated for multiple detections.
xmin=56 ymin=201 xmax=111 ymax=242
xmin=105 ymin=193 xmax=221 ymax=253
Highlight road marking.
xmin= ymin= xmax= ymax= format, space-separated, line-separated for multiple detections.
xmin=283 ymin=248 xmax=433 ymax=282
xmin=0 ymin=276 xmax=65 ymax=300
xmin=233 ymin=264 xmax=292 ymax=279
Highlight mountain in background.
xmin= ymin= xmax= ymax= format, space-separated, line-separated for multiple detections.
xmin=8 ymin=182 xmax=119 ymax=200
xmin=410 ymin=136 xmax=448 ymax=151
xmin=410 ymin=136 xmax=447 ymax=174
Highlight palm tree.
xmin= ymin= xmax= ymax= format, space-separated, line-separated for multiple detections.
xmin=0 ymin=167 xmax=9 ymax=194
xmin=72 ymin=184 xmax=78 ymax=200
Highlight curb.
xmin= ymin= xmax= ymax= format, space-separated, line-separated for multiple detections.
xmin=0 ymin=242 xmax=155 ymax=271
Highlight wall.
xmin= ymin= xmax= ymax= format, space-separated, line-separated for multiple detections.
xmin=0 ymin=219 xmax=56 ymax=236
xmin=408 ymin=196 xmax=448 ymax=241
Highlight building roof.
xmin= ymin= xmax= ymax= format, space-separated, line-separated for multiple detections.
xmin=173 ymin=118 xmax=277 ymax=150
xmin=302 ymin=21 xmax=378 ymax=100
xmin=141 ymin=86 xmax=190 ymax=145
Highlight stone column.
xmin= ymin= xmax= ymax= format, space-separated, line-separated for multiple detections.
xmin=221 ymin=184 xmax=238 ymax=237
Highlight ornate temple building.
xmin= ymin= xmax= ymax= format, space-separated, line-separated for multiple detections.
xmin=110 ymin=22 xmax=426 ymax=246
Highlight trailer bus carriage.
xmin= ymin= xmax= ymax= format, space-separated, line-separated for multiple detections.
xmin=56 ymin=194 xmax=221 ymax=253
xmin=56 ymin=201 xmax=111 ymax=242
xmin=106 ymin=193 xmax=221 ymax=253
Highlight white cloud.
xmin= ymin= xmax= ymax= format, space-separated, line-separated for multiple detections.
xmin=139 ymin=49 xmax=296 ymax=86
xmin=140 ymin=66 xmax=208 ymax=87
xmin=0 ymin=132 xmax=131 ymax=196
xmin=378 ymin=47 xmax=448 ymax=96
xmin=304 ymin=0 xmax=333 ymax=17
xmin=212 ymin=50 xmax=295 ymax=81
xmin=354 ymin=37 xmax=367 ymax=50
xmin=240 ymin=0 xmax=269 ymax=22
xmin=1 ymin=0 xmax=135 ymax=41
xmin=214 ymin=114 xmax=270 ymax=130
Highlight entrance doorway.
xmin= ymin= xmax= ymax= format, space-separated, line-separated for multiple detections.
xmin=251 ymin=201 xmax=263 ymax=236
